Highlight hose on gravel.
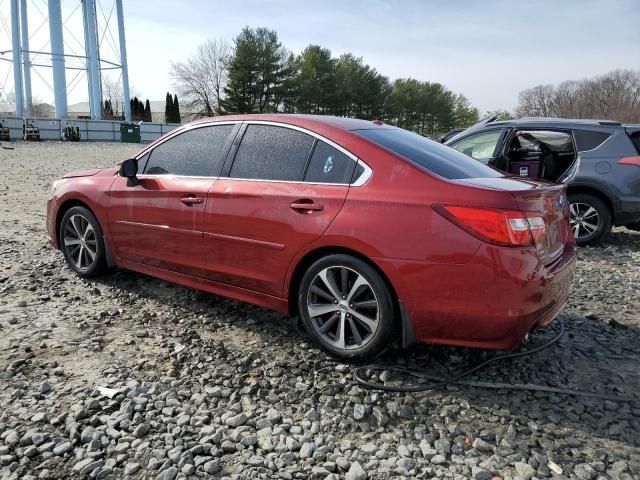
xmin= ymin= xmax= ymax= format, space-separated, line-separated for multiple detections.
xmin=353 ymin=317 xmax=637 ymax=402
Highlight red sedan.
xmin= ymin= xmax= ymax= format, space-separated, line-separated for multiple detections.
xmin=46 ymin=114 xmax=577 ymax=359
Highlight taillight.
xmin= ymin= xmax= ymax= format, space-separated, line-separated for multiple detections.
xmin=619 ymin=156 xmax=640 ymax=167
xmin=434 ymin=205 xmax=546 ymax=247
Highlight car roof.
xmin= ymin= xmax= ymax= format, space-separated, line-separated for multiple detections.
xmin=191 ymin=113 xmax=390 ymax=132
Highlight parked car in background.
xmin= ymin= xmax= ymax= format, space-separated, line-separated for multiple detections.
xmin=47 ymin=114 xmax=576 ymax=360
xmin=446 ymin=117 xmax=640 ymax=245
xmin=438 ymin=127 xmax=466 ymax=143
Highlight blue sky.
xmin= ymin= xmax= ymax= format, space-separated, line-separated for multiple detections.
xmin=2 ymin=0 xmax=639 ymax=112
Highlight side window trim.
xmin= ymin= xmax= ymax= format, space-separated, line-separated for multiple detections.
xmin=136 ymin=121 xmax=242 ymax=178
xmin=222 ymin=120 xmax=372 ymax=186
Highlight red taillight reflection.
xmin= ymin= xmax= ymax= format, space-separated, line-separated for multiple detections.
xmin=434 ymin=205 xmax=546 ymax=247
xmin=619 ymin=156 xmax=640 ymax=167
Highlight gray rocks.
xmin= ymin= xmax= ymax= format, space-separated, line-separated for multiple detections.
xmin=345 ymin=461 xmax=367 ymax=480
xmin=225 ymin=412 xmax=247 ymax=427
xmin=0 ymin=144 xmax=638 ymax=480
xmin=203 ymin=459 xmax=221 ymax=474
xmin=514 ymin=461 xmax=536 ymax=480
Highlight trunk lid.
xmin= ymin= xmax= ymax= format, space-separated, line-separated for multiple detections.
xmin=457 ymin=177 xmax=570 ymax=265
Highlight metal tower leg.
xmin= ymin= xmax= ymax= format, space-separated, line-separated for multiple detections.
xmin=10 ymin=0 xmax=24 ymax=117
xmin=48 ymin=0 xmax=68 ymax=118
xmin=116 ymin=0 xmax=131 ymax=122
xmin=83 ymin=0 xmax=102 ymax=120
xmin=19 ymin=0 xmax=32 ymax=116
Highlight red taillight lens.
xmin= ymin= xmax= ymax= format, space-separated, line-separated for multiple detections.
xmin=434 ymin=205 xmax=546 ymax=247
xmin=619 ymin=156 xmax=640 ymax=167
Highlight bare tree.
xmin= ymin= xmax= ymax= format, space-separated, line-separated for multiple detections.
xmin=102 ymin=75 xmax=124 ymax=118
xmin=170 ymin=39 xmax=230 ymax=118
xmin=516 ymin=69 xmax=640 ymax=122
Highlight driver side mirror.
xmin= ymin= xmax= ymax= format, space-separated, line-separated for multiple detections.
xmin=119 ymin=158 xmax=138 ymax=187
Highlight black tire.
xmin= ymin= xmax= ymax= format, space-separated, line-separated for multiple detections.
xmin=298 ymin=254 xmax=395 ymax=360
xmin=568 ymin=193 xmax=612 ymax=246
xmin=625 ymin=222 xmax=640 ymax=232
xmin=59 ymin=206 xmax=108 ymax=277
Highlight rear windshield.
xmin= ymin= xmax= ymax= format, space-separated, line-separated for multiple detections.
xmin=355 ymin=128 xmax=503 ymax=179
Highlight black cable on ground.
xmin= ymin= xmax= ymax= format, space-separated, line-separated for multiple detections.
xmin=353 ymin=317 xmax=637 ymax=402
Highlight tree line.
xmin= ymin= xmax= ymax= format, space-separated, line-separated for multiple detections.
xmin=171 ymin=27 xmax=480 ymax=134
xmin=515 ymin=69 xmax=640 ymax=123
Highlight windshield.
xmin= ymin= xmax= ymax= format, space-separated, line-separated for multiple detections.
xmin=355 ymin=127 xmax=503 ymax=179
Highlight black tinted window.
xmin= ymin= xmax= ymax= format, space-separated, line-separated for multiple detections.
xmin=230 ymin=125 xmax=314 ymax=181
xmin=143 ymin=125 xmax=235 ymax=176
xmin=573 ymin=130 xmax=611 ymax=152
xmin=356 ymin=128 xmax=503 ymax=179
xmin=304 ymin=141 xmax=355 ymax=184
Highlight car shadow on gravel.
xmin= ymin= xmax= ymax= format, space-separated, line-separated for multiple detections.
xmin=86 ymin=264 xmax=640 ymax=450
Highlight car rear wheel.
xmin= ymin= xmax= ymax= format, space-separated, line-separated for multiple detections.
xmin=298 ymin=254 xmax=395 ymax=360
xmin=59 ymin=206 xmax=107 ymax=277
xmin=568 ymin=194 xmax=612 ymax=246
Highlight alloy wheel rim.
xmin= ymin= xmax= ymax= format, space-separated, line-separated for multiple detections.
xmin=569 ymin=202 xmax=600 ymax=239
xmin=63 ymin=214 xmax=97 ymax=271
xmin=306 ymin=266 xmax=380 ymax=350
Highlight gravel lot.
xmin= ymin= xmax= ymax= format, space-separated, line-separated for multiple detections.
xmin=0 ymin=141 xmax=639 ymax=480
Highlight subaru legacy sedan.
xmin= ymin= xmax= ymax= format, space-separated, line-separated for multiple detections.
xmin=47 ymin=114 xmax=577 ymax=360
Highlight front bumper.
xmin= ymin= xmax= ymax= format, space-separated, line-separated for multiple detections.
xmin=46 ymin=197 xmax=59 ymax=249
xmin=374 ymin=238 xmax=577 ymax=350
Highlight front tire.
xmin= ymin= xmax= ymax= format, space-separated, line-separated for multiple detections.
xmin=59 ymin=206 xmax=108 ymax=277
xmin=568 ymin=194 xmax=611 ymax=246
xmin=298 ymin=254 xmax=395 ymax=360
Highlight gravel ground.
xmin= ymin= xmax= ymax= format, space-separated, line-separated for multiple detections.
xmin=0 ymin=141 xmax=639 ymax=480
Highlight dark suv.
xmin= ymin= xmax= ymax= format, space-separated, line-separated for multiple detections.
xmin=446 ymin=118 xmax=640 ymax=245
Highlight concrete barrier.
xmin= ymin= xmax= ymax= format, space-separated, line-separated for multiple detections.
xmin=0 ymin=116 xmax=181 ymax=143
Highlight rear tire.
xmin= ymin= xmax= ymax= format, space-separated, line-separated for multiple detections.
xmin=298 ymin=254 xmax=395 ymax=361
xmin=59 ymin=206 xmax=108 ymax=277
xmin=568 ymin=194 xmax=611 ymax=246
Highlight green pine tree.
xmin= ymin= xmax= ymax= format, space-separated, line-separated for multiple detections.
xmin=173 ymin=94 xmax=181 ymax=123
xmin=144 ymin=99 xmax=152 ymax=122
xmin=165 ymin=92 xmax=172 ymax=123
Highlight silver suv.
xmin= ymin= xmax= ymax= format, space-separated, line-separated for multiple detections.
xmin=446 ymin=117 xmax=640 ymax=245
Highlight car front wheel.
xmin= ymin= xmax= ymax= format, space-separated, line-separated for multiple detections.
xmin=568 ymin=194 xmax=612 ymax=246
xmin=59 ymin=206 xmax=108 ymax=277
xmin=298 ymin=254 xmax=395 ymax=360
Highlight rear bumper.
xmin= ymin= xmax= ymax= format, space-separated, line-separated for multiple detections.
xmin=374 ymin=238 xmax=577 ymax=350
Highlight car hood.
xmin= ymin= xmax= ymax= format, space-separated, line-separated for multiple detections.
xmin=63 ymin=167 xmax=117 ymax=178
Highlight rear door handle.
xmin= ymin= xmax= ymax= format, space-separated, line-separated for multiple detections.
xmin=290 ymin=200 xmax=324 ymax=212
xmin=180 ymin=196 xmax=204 ymax=206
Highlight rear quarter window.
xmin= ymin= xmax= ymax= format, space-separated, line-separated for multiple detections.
xmin=573 ymin=130 xmax=611 ymax=152
xmin=355 ymin=127 xmax=503 ymax=179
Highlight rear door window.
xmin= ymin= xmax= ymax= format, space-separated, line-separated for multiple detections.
xmin=143 ymin=124 xmax=236 ymax=176
xmin=304 ymin=141 xmax=355 ymax=184
xmin=230 ymin=125 xmax=315 ymax=181
xmin=449 ymin=129 xmax=504 ymax=163
xmin=355 ymin=127 xmax=503 ymax=179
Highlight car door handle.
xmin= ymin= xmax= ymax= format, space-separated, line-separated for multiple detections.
xmin=290 ymin=200 xmax=324 ymax=212
xmin=180 ymin=196 xmax=204 ymax=206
